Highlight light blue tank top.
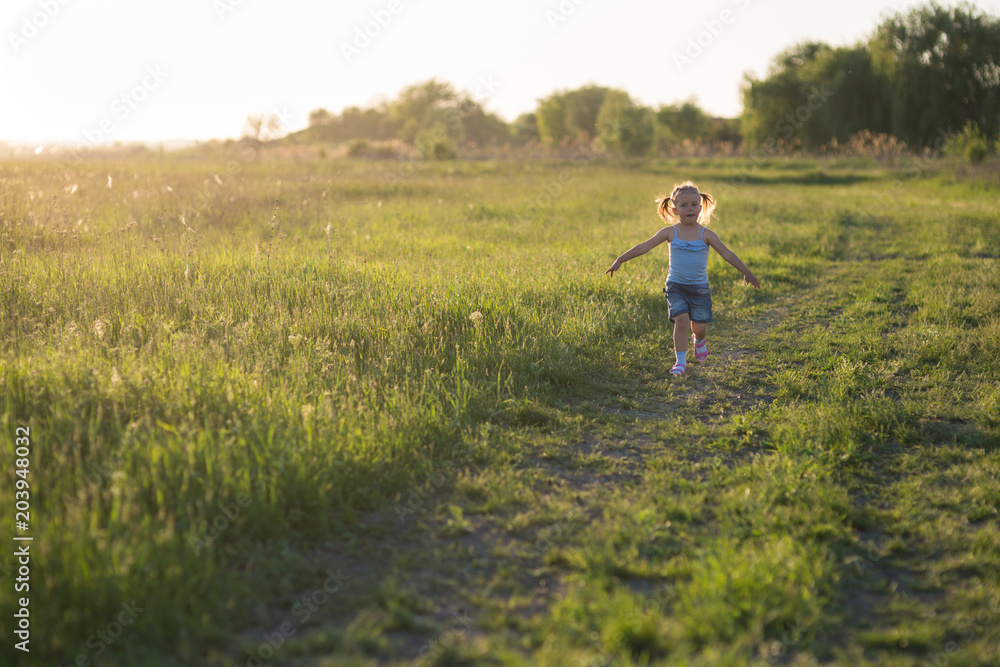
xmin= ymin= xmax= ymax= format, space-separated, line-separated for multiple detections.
xmin=666 ymin=225 xmax=709 ymax=286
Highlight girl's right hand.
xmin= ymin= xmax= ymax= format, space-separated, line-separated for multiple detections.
xmin=605 ymin=260 xmax=621 ymax=276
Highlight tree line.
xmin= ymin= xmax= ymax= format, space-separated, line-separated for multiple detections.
xmin=303 ymin=79 xmax=738 ymax=158
xmin=741 ymin=1 xmax=1000 ymax=154
xmin=303 ymin=2 xmax=999 ymax=159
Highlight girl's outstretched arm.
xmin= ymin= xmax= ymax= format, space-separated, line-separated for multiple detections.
xmin=605 ymin=226 xmax=674 ymax=277
xmin=704 ymin=230 xmax=760 ymax=288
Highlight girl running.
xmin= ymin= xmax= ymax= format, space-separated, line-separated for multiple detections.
xmin=605 ymin=181 xmax=759 ymax=376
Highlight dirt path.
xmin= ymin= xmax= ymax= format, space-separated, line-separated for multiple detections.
xmin=230 ymin=264 xmax=938 ymax=666
xmin=255 ymin=281 xmax=812 ymax=665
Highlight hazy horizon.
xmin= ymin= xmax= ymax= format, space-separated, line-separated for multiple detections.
xmin=4 ymin=0 xmax=1000 ymax=145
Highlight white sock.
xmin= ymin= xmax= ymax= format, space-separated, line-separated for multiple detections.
xmin=695 ymin=338 xmax=705 ymax=348
xmin=676 ymin=350 xmax=687 ymax=365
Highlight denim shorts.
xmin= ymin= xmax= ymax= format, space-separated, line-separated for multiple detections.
xmin=663 ymin=281 xmax=714 ymax=323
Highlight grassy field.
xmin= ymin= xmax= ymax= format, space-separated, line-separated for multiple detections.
xmin=1 ymin=151 xmax=999 ymax=666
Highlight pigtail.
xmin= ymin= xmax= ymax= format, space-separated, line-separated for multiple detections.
xmin=699 ymin=192 xmax=716 ymax=225
xmin=655 ymin=196 xmax=674 ymax=223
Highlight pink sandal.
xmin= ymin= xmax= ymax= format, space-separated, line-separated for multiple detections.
xmin=693 ymin=335 xmax=708 ymax=362
xmin=670 ymin=363 xmax=687 ymax=376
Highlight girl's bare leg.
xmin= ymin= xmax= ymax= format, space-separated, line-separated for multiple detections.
xmin=691 ymin=321 xmax=707 ymax=341
xmin=673 ymin=313 xmax=691 ymax=353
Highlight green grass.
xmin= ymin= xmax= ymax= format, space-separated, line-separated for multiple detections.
xmin=1 ymin=154 xmax=998 ymax=666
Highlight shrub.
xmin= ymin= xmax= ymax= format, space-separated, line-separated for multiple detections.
xmin=943 ymin=122 xmax=990 ymax=164
xmin=415 ymin=123 xmax=459 ymax=160
xmin=429 ymin=140 xmax=457 ymax=160
xmin=347 ymin=138 xmax=370 ymax=158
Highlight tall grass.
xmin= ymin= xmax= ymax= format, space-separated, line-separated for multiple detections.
xmin=1 ymin=155 xmax=997 ymax=665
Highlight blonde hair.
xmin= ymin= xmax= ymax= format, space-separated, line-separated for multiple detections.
xmin=655 ymin=181 xmax=716 ymax=225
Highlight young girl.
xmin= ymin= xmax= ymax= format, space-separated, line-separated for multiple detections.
xmin=605 ymin=181 xmax=759 ymax=376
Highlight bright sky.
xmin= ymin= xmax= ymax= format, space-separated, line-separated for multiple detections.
xmin=3 ymin=0 xmax=1000 ymax=145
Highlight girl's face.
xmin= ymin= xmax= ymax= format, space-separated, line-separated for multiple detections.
xmin=672 ymin=191 xmax=702 ymax=223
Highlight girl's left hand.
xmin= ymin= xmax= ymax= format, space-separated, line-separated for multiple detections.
xmin=744 ymin=272 xmax=760 ymax=289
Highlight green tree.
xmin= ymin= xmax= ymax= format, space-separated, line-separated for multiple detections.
xmin=308 ymin=108 xmax=332 ymax=127
xmin=303 ymin=105 xmax=394 ymax=142
xmin=656 ymin=100 xmax=713 ymax=143
xmin=452 ymin=97 xmax=510 ymax=147
xmin=562 ymin=85 xmax=612 ymax=139
xmin=740 ymin=42 xmax=831 ymax=149
xmin=869 ymin=2 xmax=1000 ymax=148
xmin=741 ymin=2 xmax=1000 ymax=152
xmin=740 ymin=41 xmax=894 ymax=150
xmin=302 ymin=79 xmax=516 ymax=152
xmin=536 ymin=94 xmax=568 ymax=146
xmin=800 ymin=45 xmax=889 ymax=146
xmin=338 ymin=106 xmax=395 ymax=141
xmin=596 ymin=90 xmax=654 ymax=156
xmin=705 ymin=117 xmax=742 ymax=145
xmin=389 ymin=79 xmax=458 ymax=143
xmin=511 ymin=113 xmax=539 ymax=145
xmin=414 ymin=122 xmax=458 ymax=160
xmin=535 ymin=85 xmax=614 ymax=146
